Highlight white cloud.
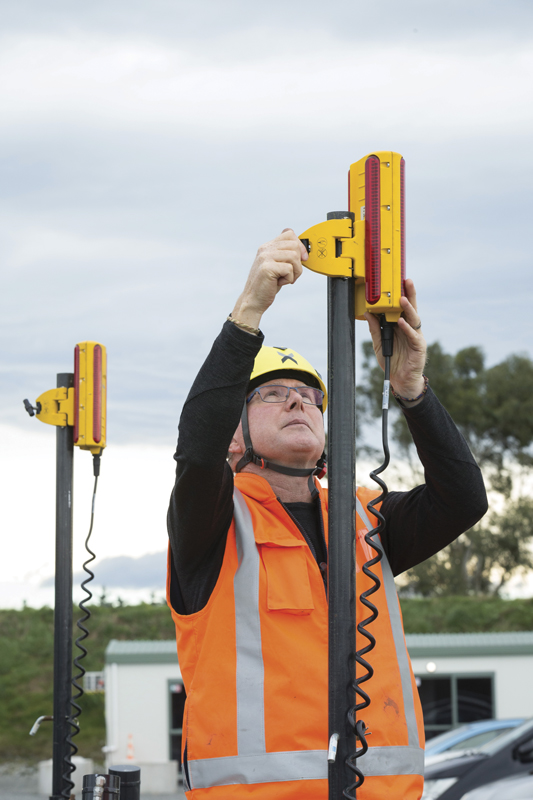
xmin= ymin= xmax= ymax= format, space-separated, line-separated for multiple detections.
xmin=0 ymin=33 xmax=532 ymax=144
xmin=0 ymin=422 xmax=175 ymax=608
xmin=2 ymin=224 xmax=184 ymax=273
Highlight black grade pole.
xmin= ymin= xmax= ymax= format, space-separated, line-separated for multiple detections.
xmin=327 ymin=268 xmax=356 ymax=799
xmin=51 ymin=372 xmax=74 ymax=800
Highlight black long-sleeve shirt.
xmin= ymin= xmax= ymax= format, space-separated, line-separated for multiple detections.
xmin=167 ymin=321 xmax=488 ymax=615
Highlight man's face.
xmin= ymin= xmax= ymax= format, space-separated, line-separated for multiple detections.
xmin=235 ymin=377 xmax=325 ymax=469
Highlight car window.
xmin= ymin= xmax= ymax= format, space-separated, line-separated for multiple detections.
xmin=447 ymin=728 xmax=511 ymax=751
xmin=425 ymin=725 xmax=474 ymax=751
xmin=479 ymin=719 xmax=533 ymax=756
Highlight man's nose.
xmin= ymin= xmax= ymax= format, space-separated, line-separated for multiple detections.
xmin=287 ymin=388 xmax=304 ymax=409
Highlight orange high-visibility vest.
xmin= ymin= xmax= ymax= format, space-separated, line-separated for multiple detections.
xmin=167 ymin=473 xmax=425 ymax=800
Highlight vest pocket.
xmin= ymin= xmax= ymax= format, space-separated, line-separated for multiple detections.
xmin=260 ymin=543 xmax=315 ymax=614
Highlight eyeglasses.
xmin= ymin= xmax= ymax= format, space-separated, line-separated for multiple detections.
xmin=247 ymin=384 xmax=324 ymax=406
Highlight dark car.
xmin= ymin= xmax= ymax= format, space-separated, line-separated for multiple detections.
xmin=461 ymin=770 xmax=533 ymax=799
xmin=423 ymin=718 xmax=533 ymax=800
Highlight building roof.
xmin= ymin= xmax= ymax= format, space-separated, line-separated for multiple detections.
xmin=106 ymin=640 xmax=179 ymax=664
xmin=406 ymin=631 xmax=533 ymax=658
xmin=105 ymin=632 xmax=533 ymax=664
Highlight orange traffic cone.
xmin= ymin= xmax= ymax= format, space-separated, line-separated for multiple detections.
xmin=126 ymin=733 xmax=135 ymax=761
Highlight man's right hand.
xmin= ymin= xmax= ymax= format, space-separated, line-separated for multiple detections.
xmin=230 ymin=229 xmax=308 ymax=332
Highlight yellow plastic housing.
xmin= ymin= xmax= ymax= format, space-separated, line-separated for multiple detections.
xmin=299 ymin=217 xmax=356 ymax=278
xmin=349 ymin=151 xmax=404 ymax=322
xmin=35 ymin=386 xmax=74 ymax=427
xmin=74 ymin=341 xmax=107 ymax=454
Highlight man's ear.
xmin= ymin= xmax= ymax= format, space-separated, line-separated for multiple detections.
xmin=228 ymin=436 xmax=244 ymax=456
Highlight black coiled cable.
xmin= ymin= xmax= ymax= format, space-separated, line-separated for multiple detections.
xmin=346 ymin=319 xmax=394 ymax=797
xmin=64 ymin=453 xmax=101 ymax=798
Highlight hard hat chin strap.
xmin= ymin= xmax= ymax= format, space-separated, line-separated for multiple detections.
xmin=235 ymin=402 xmax=326 ymax=500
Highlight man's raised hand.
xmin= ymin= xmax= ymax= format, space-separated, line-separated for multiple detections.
xmin=231 ymin=230 xmax=308 ymax=332
xmin=364 ymin=279 xmax=427 ymax=404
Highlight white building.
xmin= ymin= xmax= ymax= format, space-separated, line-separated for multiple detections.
xmin=408 ymin=631 xmax=533 ymax=738
xmin=104 ymin=631 xmax=533 ymax=787
xmin=104 ymin=640 xmax=184 ymax=794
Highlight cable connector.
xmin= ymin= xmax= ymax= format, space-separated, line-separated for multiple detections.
xmin=379 ymin=315 xmax=395 ymax=358
xmin=92 ymin=452 xmax=101 ymax=478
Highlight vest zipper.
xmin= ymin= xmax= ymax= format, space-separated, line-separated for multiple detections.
xmin=182 ymin=741 xmax=191 ymax=791
xmin=317 ymin=502 xmax=328 ymax=599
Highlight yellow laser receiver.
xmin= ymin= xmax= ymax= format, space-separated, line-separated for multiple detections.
xmin=300 ymin=151 xmax=405 ymax=322
xmin=73 ymin=341 xmax=107 ymax=454
xmin=34 ymin=341 xmax=107 ymax=455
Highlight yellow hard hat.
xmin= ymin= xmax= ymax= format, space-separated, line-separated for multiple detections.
xmin=249 ymin=346 xmax=327 ymax=410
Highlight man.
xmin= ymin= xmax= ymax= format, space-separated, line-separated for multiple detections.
xmin=167 ymin=230 xmax=488 ymax=799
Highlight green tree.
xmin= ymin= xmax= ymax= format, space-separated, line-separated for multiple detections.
xmin=357 ymin=341 xmax=533 ymax=596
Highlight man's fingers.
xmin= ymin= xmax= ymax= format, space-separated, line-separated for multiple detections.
xmin=274 ymin=238 xmax=308 ymax=261
xmin=272 ymin=259 xmax=302 ymax=286
xmin=280 ymin=227 xmax=308 ymax=260
xmin=403 ymin=279 xmax=418 ymax=311
xmin=397 ymin=316 xmax=423 ymax=343
xmin=265 ymin=258 xmax=296 ymax=287
xmin=270 ymin=246 xmax=305 ymax=279
xmin=273 ymin=240 xmax=305 ymax=253
xmin=363 ymin=312 xmax=383 ymax=355
xmin=400 ymin=295 xmax=421 ymax=331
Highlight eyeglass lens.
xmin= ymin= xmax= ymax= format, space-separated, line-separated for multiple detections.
xmin=256 ymin=385 xmax=323 ymax=405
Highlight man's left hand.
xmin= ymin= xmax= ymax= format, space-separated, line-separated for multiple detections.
xmin=364 ymin=279 xmax=427 ymax=404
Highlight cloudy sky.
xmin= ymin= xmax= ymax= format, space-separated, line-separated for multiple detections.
xmin=2 ymin=0 xmax=533 ymax=606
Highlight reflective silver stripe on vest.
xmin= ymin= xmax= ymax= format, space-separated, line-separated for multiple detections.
xmin=187 ymin=488 xmax=423 ymax=790
xmin=187 ymin=746 xmax=424 ymax=789
xmin=189 ymin=750 xmax=328 ymax=789
xmin=356 ymin=494 xmax=423 ymax=769
xmin=233 ymin=488 xmax=266 ymax=756
xmin=356 ymin=745 xmax=424 ymax=777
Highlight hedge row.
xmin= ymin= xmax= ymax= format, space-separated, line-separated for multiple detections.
xmin=2 ymin=597 xmax=533 ymax=762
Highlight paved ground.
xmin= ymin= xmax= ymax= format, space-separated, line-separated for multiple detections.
xmin=0 ymin=765 xmax=186 ymax=800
